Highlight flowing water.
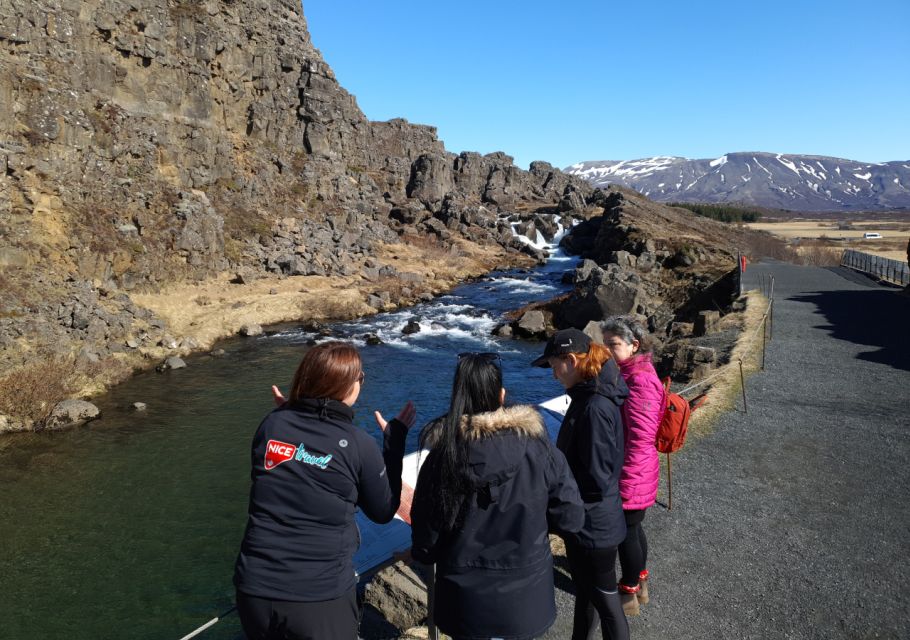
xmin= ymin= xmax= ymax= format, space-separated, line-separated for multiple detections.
xmin=0 ymin=234 xmax=576 ymax=640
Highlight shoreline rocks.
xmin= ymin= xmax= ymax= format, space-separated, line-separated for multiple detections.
xmin=42 ymin=400 xmax=101 ymax=431
xmin=498 ymin=186 xmax=747 ymax=382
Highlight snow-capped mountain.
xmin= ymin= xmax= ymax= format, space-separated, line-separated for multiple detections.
xmin=565 ymin=153 xmax=910 ymax=211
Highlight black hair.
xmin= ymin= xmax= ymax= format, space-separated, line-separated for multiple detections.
xmin=417 ymin=354 xmax=503 ymax=531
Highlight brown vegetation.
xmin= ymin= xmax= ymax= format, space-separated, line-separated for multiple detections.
xmin=0 ymin=356 xmax=132 ymax=427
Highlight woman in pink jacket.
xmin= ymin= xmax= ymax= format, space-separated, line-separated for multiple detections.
xmin=602 ymin=316 xmax=664 ymax=616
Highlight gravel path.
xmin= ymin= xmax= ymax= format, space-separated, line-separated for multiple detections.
xmin=543 ymin=262 xmax=910 ymax=640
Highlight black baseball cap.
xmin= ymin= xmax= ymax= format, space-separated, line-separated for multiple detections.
xmin=531 ymin=328 xmax=592 ymax=367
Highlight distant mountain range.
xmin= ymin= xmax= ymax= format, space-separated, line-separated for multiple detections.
xmin=565 ymin=152 xmax=910 ymax=212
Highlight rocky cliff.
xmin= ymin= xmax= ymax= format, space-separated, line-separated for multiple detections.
xmin=503 ymin=186 xmax=749 ymax=381
xmin=0 ymin=0 xmax=592 ymax=429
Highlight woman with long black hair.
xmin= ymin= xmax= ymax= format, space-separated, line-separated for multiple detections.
xmin=410 ymin=352 xmax=584 ymax=640
xmin=533 ymin=328 xmax=631 ymax=640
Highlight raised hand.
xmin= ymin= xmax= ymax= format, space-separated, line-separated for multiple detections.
xmin=374 ymin=400 xmax=416 ymax=432
xmin=271 ymin=385 xmax=287 ymax=407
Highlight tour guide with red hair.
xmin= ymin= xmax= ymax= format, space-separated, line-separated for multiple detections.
xmin=533 ymin=328 xmax=631 ymax=640
xmin=234 ymin=341 xmax=416 ymax=640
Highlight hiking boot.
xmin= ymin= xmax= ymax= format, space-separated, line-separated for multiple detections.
xmin=618 ymin=582 xmax=640 ymax=616
xmin=638 ymin=569 xmax=650 ymax=605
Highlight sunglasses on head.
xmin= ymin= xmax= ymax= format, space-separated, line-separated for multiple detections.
xmin=457 ymin=352 xmax=502 ymax=368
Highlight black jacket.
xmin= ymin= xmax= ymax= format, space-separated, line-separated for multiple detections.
xmin=411 ymin=405 xmax=584 ymax=640
xmin=557 ymin=358 xmax=629 ymax=549
xmin=234 ymin=398 xmax=407 ymax=601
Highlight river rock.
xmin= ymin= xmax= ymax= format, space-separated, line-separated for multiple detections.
xmin=402 ymin=320 xmax=421 ymax=335
xmin=493 ymin=323 xmax=513 ymax=338
xmin=240 ymin=324 xmax=263 ymax=337
xmin=165 ymin=356 xmax=187 ymax=370
xmin=43 ymin=400 xmax=101 ymax=430
xmin=515 ymin=310 xmax=548 ymax=338
xmin=364 ymin=333 xmax=383 ymax=345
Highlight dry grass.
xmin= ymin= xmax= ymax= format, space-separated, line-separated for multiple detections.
xmin=686 ymin=289 xmax=770 ymax=436
xmin=741 ymin=229 xmax=800 ymax=262
xmin=0 ymin=356 xmax=132 ymax=426
xmin=796 ymin=241 xmax=844 ymax=266
xmin=747 ymin=219 xmax=910 ymax=261
xmin=130 ymin=237 xmax=530 ymax=354
xmin=131 ymin=272 xmax=372 ymax=350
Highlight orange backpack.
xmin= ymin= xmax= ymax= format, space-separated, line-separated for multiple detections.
xmin=655 ymin=377 xmax=704 ymax=453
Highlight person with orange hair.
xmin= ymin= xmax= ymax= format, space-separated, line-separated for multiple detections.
xmin=234 ymin=341 xmax=416 ymax=640
xmin=533 ymin=328 xmax=631 ymax=640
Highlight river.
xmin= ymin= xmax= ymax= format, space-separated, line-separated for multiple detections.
xmin=0 ymin=232 xmax=577 ymax=640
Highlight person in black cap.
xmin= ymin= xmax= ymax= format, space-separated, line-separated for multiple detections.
xmin=533 ymin=328 xmax=631 ymax=640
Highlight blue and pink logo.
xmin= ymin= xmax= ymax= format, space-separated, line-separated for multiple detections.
xmin=265 ymin=439 xmax=333 ymax=471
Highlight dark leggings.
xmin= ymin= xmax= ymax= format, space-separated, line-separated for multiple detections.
xmin=565 ymin=542 xmax=630 ymax=640
xmin=618 ymin=509 xmax=648 ymax=587
xmin=236 ymin=588 xmax=359 ymax=640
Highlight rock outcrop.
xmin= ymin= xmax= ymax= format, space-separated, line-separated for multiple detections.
xmin=502 ymin=186 xmax=749 ymax=381
xmin=0 ymin=0 xmax=593 ymax=426
xmin=555 ymin=187 xmax=743 ymax=333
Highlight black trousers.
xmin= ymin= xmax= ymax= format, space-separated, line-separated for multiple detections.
xmin=617 ymin=508 xmax=648 ymax=587
xmin=565 ymin=542 xmax=629 ymax=640
xmin=236 ymin=588 xmax=359 ymax=640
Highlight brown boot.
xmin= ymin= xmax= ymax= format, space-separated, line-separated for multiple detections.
xmin=638 ymin=569 xmax=650 ymax=605
xmin=618 ymin=582 xmax=640 ymax=616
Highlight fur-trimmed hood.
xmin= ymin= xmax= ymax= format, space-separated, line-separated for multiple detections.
xmin=420 ymin=405 xmax=545 ymax=448
xmin=462 ymin=405 xmax=545 ymax=441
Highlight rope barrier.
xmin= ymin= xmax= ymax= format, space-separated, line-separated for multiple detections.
xmin=177 ymin=607 xmax=236 ymax=640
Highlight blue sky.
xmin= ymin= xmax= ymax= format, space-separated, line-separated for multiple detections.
xmin=302 ymin=1 xmax=910 ymax=169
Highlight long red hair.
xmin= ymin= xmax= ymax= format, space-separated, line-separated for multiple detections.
xmin=289 ymin=341 xmax=362 ymax=402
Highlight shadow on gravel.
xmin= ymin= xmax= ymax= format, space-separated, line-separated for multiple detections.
xmin=791 ymin=288 xmax=910 ymax=372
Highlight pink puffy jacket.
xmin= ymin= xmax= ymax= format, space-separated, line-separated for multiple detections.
xmin=617 ymin=353 xmax=663 ymax=510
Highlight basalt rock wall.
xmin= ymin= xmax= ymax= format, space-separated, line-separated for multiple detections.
xmin=505 ymin=186 xmax=749 ymax=380
xmin=0 ymin=0 xmax=592 ymax=385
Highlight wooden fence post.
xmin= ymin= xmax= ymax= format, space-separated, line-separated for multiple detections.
xmin=427 ymin=564 xmax=438 ymax=640
xmin=739 ymin=358 xmax=748 ymax=413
